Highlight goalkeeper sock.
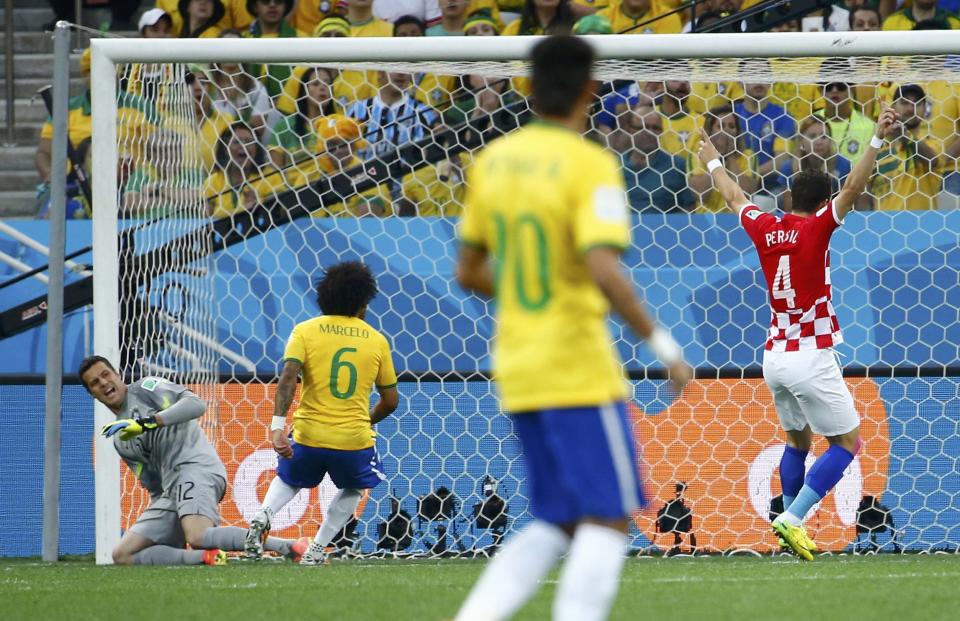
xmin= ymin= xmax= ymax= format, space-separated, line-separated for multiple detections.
xmin=200 ymin=525 xmax=296 ymax=556
xmin=310 ymin=488 xmax=363 ymax=549
xmin=455 ymin=520 xmax=569 ymax=621
xmin=779 ymin=444 xmax=808 ymax=514
xmin=259 ymin=477 xmax=301 ymax=521
xmin=783 ymin=444 xmax=855 ymax=524
xmin=201 ymin=526 xmax=247 ymax=551
xmin=553 ymin=523 xmax=628 ymax=621
xmin=133 ymin=545 xmax=205 ymax=565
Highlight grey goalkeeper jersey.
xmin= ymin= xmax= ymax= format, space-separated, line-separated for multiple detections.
xmin=111 ymin=377 xmax=226 ymax=502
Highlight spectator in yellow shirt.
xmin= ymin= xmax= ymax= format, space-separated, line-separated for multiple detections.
xmin=319 ymin=2 xmax=394 ymax=105
xmin=465 ymin=8 xmax=500 ymax=35
xmin=156 ymin=0 xmax=234 ymax=34
xmin=689 ymin=105 xmax=758 ymax=212
xmin=397 ymin=152 xmax=471 ymax=216
xmin=182 ymin=69 xmax=237 ymax=171
xmin=393 ymin=15 xmax=457 ymax=110
xmin=873 ymin=84 xmax=941 ymax=211
xmin=204 ymin=122 xmax=269 ymax=217
xmin=882 ymin=0 xmax=960 ymax=30
xmin=269 ymin=67 xmax=341 ymax=168
xmin=498 ymin=0 xmax=605 ymax=15
xmin=658 ymin=79 xmax=699 ymax=163
xmin=176 ymin=0 xmax=226 ymax=37
xmin=315 ymin=116 xmax=393 ymax=217
xmin=245 ymin=0 xmax=303 ymax=100
xmin=598 ymin=0 xmax=683 ymax=34
xmin=502 ymin=0 xmax=576 ymax=35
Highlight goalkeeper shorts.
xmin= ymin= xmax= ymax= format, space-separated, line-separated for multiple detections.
xmin=511 ymin=401 xmax=647 ymax=525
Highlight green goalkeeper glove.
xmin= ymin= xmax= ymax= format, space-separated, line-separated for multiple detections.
xmin=101 ymin=417 xmax=159 ymax=441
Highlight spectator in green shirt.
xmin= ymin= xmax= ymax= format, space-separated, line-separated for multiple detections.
xmin=817 ymin=81 xmax=876 ymax=164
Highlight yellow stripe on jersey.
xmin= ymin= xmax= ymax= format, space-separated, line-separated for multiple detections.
xmin=283 ymin=315 xmax=397 ymax=451
xmin=459 ymin=122 xmax=630 ymax=412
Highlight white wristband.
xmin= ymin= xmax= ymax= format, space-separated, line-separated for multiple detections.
xmin=649 ymin=327 xmax=682 ymax=366
xmin=270 ymin=416 xmax=287 ymax=431
xmin=706 ymin=159 xmax=722 ymax=173
xmin=869 ymin=135 xmax=884 ymax=149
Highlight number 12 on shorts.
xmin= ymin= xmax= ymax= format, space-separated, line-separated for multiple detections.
xmin=772 ymin=255 xmax=796 ymax=308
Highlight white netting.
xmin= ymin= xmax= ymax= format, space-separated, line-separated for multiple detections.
xmin=104 ymin=47 xmax=960 ymax=556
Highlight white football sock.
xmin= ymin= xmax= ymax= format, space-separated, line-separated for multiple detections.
xmin=553 ymin=523 xmax=628 ymax=621
xmin=311 ymin=488 xmax=363 ymax=549
xmin=258 ymin=477 xmax=301 ymax=522
xmin=455 ymin=520 xmax=570 ymax=621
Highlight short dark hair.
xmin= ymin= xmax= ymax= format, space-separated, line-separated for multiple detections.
xmin=393 ymin=14 xmax=426 ymax=35
xmin=849 ymin=6 xmax=880 ymax=29
xmin=78 ymin=355 xmax=115 ymax=390
xmin=896 ymin=83 xmax=925 ymax=103
xmin=791 ymin=169 xmax=833 ymax=213
xmin=215 ymin=121 xmax=264 ymax=169
xmin=315 ymin=261 xmax=378 ymax=316
xmin=531 ymin=35 xmax=595 ymax=117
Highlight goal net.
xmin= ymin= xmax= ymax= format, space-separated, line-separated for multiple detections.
xmin=90 ymin=33 xmax=960 ymax=563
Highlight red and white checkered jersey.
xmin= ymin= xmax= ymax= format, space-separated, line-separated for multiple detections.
xmin=739 ymin=201 xmax=843 ymax=352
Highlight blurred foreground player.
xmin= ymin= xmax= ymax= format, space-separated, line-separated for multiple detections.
xmin=454 ymin=35 xmax=691 ymax=621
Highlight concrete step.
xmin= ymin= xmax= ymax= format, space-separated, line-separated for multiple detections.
xmin=0 ymin=32 xmax=54 ymax=55
xmin=0 ymin=170 xmax=40 ymax=192
xmin=4 ymin=53 xmax=82 ymax=79
xmin=0 ymin=146 xmax=39 ymax=171
xmin=0 ymin=8 xmax=57 ymax=31
xmin=0 ymin=124 xmax=45 ymax=144
xmin=0 ymin=99 xmax=52 ymax=125
xmin=0 ymin=191 xmax=39 ymax=218
xmin=0 ymin=77 xmax=86 ymax=96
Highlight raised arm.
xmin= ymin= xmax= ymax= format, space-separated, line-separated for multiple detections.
xmin=834 ymin=105 xmax=898 ymax=220
xmin=696 ymin=128 xmax=752 ymax=213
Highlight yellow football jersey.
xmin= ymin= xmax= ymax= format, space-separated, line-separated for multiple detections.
xmin=597 ymin=2 xmax=682 ymax=34
xmin=873 ymin=139 xmax=941 ymax=211
xmin=658 ymin=108 xmax=699 ymax=161
xmin=283 ymin=315 xmax=397 ymax=451
xmin=458 ymin=122 xmax=630 ymax=412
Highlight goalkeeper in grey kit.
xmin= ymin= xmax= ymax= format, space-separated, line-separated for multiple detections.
xmin=80 ymin=355 xmax=305 ymax=565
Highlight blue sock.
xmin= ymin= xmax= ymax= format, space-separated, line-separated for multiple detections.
xmin=786 ymin=445 xmax=855 ymax=522
xmin=779 ymin=445 xmax=807 ymax=513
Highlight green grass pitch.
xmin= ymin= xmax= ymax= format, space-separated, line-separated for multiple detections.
xmin=3 ymin=554 xmax=959 ymax=620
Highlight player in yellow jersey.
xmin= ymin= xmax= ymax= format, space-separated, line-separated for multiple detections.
xmin=244 ymin=261 xmax=399 ymax=565
xmin=454 ymin=36 xmax=691 ymax=621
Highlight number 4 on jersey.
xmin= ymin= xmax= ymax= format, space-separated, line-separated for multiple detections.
xmin=772 ymin=255 xmax=796 ymax=308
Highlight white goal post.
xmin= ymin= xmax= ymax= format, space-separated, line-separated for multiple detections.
xmin=90 ymin=31 xmax=960 ymax=565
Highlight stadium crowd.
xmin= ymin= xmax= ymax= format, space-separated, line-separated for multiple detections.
xmin=34 ymin=0 xmax=960 ymax=219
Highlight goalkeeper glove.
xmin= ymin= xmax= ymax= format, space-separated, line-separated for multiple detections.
xmin=101 ymin=416 xmax=159 ymax=441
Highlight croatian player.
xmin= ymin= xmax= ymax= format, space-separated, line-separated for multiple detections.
xmin=82 ymin=356 xmax=303 ymax=565
xmin=697 ymin=105 xmax=897 ymax=560
xmin=245 ymin=261 xmax=399 ymax=565
xmin=454 ymin=36 xmax=691 ymax=621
